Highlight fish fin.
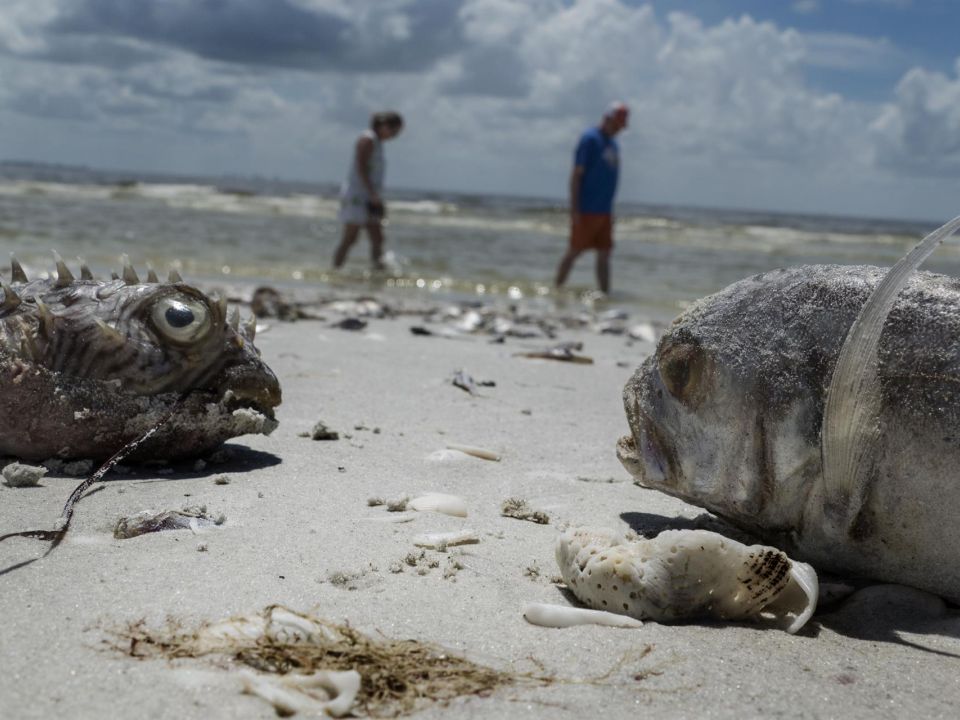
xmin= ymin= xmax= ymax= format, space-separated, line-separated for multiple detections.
xmin=821 ymin=215 xmax=960 ymax=534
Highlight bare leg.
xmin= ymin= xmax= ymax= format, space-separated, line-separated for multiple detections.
xmin=366 ymin=222 xmax=386 ymax=270
xmin=333 ymin=224 xmax=361 ymax=268
xmin=596 ymin=249 xmax=611 ymax=294
xmin=555 ymin=248 xmax=582 ymax=288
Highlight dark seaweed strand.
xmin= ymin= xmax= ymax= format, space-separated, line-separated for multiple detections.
xmin=0 ymin=394 xmax=186 ymax=576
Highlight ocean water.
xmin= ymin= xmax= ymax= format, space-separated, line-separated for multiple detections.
xmin=1 ymin=161 xmax=956 ymax=321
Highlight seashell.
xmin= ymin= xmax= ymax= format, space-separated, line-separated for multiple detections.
xmin=195 ymin=606 xmax=342 ymax=652
xmin=263 ymin=606 xmax=343 ymax=644
xmin=556 ymin=527 xmax=818 ymax=634
xmin=362 ymin=513 xmax=418 ymax=524
xmin=194 ymin=616 xmax=267 ymax=653
xmin=521 ymin=602 xmax=643 ymax=629
xmin=240 ymin=669 xmax=361 ymax=718
xmin=413 ymin=529 xmax=479 ymax=550
xmin=408 ymin=492 xmax=468 ymax=518
xmin=425 ymin=448 xmax=469 ymax=463
xmin=627 ymin=321 xmax=657 ymax=342
xmin=445 ymin=443 xmax=501 ymax=461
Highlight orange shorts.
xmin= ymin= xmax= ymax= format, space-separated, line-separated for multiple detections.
xmin=570 ymin=213 xmax=613 ymax=252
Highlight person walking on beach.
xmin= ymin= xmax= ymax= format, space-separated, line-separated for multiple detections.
xmin=554 ymin=102 xmax=629 ymax=295
xmin=333 ymin=111 xmax=404 ymax=271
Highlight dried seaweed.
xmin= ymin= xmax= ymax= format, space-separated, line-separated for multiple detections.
xmin=109 ymin=609 xmax=526 ymax=717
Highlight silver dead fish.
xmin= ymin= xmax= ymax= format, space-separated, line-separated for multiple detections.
xmin=0 ymin=254 xmax=281 ymax=461
xmin=617 ymin=216 xmax=960 ymax=602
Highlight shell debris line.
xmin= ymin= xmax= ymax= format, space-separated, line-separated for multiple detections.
xmin=555 ymin=527 xmax=818 ymax=634
xmin=108 ymin=604 xmax=522 ymax=717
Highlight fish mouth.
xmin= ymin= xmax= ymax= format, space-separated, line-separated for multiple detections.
xmin=617 ymin=423 xmax=668 ymax=487
xmin=617 ymin=389 xmax=670 ymax=487
xmin=217 ymin=365 xmax=282 ymax=421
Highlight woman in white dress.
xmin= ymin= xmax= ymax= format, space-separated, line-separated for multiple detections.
xmin=332 ymin=111 xmax=404 ymax=271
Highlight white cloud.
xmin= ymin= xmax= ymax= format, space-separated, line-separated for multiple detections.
xmin=800 ymin=32 xmax=901 ymax=70
xmin=843 ymin=0 xmax=911 ymax=7
xmin=870 ymin=59 xmax=960 ymax=175
xmin=0 ymin=0 xmax=955 ymax=218
xmin=792 ymin=0 xmax=820 ymax=14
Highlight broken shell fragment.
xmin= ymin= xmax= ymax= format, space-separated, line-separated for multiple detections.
xmin=521 ymin=602 xmax=643 ymax=629
xmin=556 ymin=527 xmax=818 ymax=634
xmin=413 ymin=529 xmax=479 ymax=550
xmin=409 ymin=492 xmax=468 ymax=518
xmin=240 ymin=669 xmax=361 ymax=718
xmin=445 ymin=444 xmax=501 ymax=461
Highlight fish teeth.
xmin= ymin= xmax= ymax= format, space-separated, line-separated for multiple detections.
xmin=168 ymin=268 xmax=183 ymax=283
xmin=146 ymin=263 xmax=159 ymax=284
xmin=244 ymin=314 xmax=257 ymax=341
xmin=229 ymin=307 xmax=240 ymax=331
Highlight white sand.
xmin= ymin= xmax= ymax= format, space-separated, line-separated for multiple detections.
xmin=1 ymin=315 xmax=959 ymax=719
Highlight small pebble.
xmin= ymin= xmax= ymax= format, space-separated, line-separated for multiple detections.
xmin=213 ymin=475 xmax=230 ymax=485
xmin=197 ymin=543 xmax=208 ymax=552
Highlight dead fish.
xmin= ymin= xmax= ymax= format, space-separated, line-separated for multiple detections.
xmin=516 ymin=341 xmax=594 ymax=364
xmin=0 ymin=254 xmax=281 ymax=461
xmin=617 ymin=216 xmax=960 ymax=601
xmin=250 ymin=286 xmax=320 ymax=321
xmin=114 ymin=506 xmax=225 ymax=539
xmin=451 ymin=369 xmax=495 ymax=395
xmin=330 ymin=317 xmax=367 ymax=331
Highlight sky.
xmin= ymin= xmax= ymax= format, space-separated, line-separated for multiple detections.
xmin=0 ymin=0 xmax=958 ymax=220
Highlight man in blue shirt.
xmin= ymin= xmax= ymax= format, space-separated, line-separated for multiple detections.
xmin=554 ymin=102 xmax=629 ymax=294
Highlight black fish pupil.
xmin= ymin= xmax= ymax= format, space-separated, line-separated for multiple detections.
xmin=165 ymin=305 xmax=195 ymax=328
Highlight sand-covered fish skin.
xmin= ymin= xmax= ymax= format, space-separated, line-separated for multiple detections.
xmin=618 ymin=263 xmax=960 ymax=601
xmin=0 ymin=258 xmax=281 ymax=461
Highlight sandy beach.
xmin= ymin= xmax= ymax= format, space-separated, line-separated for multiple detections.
xmin=2 ymin=303 xmax=960 ymax=719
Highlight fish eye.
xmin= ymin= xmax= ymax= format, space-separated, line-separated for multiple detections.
xmin=658 ymin=341 xmax=707 ymax=404
xmin=152 ymin=296 xmax=211 ymax=343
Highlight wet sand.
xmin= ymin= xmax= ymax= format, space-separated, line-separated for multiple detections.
xmin=1 ymin=310 xmax=959 ymax=719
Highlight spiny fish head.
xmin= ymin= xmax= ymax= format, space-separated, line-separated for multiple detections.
xmin=3 ymin=272 xmax=281 ymax=416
